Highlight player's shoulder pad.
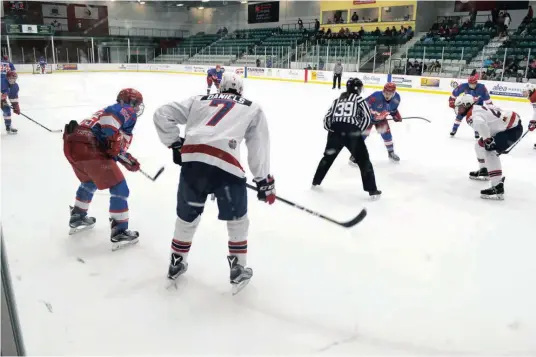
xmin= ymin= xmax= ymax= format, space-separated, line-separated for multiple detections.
xmin=201 ymin=93 xmax=252 ymax=106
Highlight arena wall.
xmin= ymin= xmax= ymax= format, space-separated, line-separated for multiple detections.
xmin=16 ymin=63 xmax=528 ymax=103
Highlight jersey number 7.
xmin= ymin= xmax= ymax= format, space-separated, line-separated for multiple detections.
xmin=207 ymin=99 xmax=235 ymax=126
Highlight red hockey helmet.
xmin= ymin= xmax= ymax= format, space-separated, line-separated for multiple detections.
xmin=7 ymin=71 xmax=17 ymax=85
xmin=383 ymin=82 xmax=396 ymax=100
xmin=117 ymin=88 xmax=144 ymax=116
xmin=2 ymin=55 xmax=8 ymax=61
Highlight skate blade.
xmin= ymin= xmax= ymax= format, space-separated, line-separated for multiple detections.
xmin=348 ymin=160 xmax=359 ymax=167
xmin=480 ymin=194 xmax=504 ymax=200
xmin=111 ymin=238 xmax=139 ymax=251
xmin=6 ymin=131 xmax=18 ymax=135
xmin=69 ymin=223 xmax=95 ymax=235
xmin=369 ymin=194 xmax=381 ymax=201
xmin=389 ymin=157 xmax=400 ymax=163
xmin=469 ymin=176 xmax=489 ymax=181
xmin=231 ymin=278 xmax=251 ymax=295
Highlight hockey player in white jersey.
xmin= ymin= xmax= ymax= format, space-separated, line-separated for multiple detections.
xmin=454 ymin=94 xmax=523 ymax=200
xmin=153 ymin=72 xmax=275 ymax=294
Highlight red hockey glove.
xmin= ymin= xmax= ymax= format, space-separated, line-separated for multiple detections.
xmin=1 ymin=93 xmax=7 ymax=108
xmin=119 ymin=152 xmax=140 ymax=172
xmin=106 ymin=131 xmax=122 ymax=157
xmin=392 ymin=110 xmax=402 ymax=122
xmin=12 ymin=102 xmax=20 ymax=115
xmin=529 ymin=120 xmax=536 ymax=132
xmin=449 ymin=97 xmax=456 ymax=109
xmin=255 ymin=175 xmax=276 ymax=205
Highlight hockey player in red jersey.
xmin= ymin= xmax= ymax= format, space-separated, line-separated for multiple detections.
xmin=523 ymin=83 xmax=536 ymax=149
xmin=63 ymin=88 xmax=144 ymax=250
xmin=455 ymin=94 xmax=523 ymax=200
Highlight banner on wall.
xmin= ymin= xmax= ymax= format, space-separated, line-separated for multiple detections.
xmin=353 ymin=0 xmax=376 ymax=4
xmin=391 ymin=75 xmax=413 ymax=88
xmin=487 ymin=82 xmax=525 ymax=98
xmin=311 ymin=71 xmax=329 ymax=81
xmin=362 ymin=74 xmax=384 ymax=85
xmin=56 ymin=64 xmax=78 ymax=70
xmin=74 ymin=5 xmax=100 ymax=19
xmin=247 ymin=67 xmax=265 ymax=76
xmin=420 ymin=77 xmax=440 ymax=88
xmin=42 ymin=4 xmax=68 ymax=18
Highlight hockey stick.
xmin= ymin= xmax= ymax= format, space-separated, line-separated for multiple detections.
xmin=118 ymin=154 xmax=165 ymax=182
xmin=498 ymin=129 xmax=530 ymax=156
xmin=16 ymin=110 xmax=63 ymax=132
xmin=387 ymin=116 xmax=431 ymax=123
xmin=245 ymin=183 xmax=367 ymax=228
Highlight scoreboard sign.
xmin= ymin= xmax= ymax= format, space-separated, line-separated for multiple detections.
xmin=7 ymin=24 xmax=54 ymax=34
xmin=248 ymin=1 xmax=279 ymax=24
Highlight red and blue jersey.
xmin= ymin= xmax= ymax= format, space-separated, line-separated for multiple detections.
xmin=207 ymin=67 xmax=224 ymax=82
xmin=1 ymin=77 xmax=19 ymax=101
xmin=1 ymin=61 xmax=16 ymax=79
xmin=366 ymin=91 xmax=401 ymax=121
xmin=80 ymin=103 xmax=138 ymax=153
xmin=39 ymin=57 xmax=47 ymax=67
xmin=450 ymin=83 xmax=491 ymax=105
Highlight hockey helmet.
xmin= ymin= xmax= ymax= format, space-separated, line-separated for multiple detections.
xmin=6 ymin=71 xmax=17 ymax=85
xmin=215 ymin=64 xmax=222 ymax=72
xmin=523 ymin=82 xmax=536 ymax=98
xmin=468 ymin=74 xmax=479 ymax=89
xmin=346 ymin=77 xmax=363 ymax=95
xmin=219 ymin=72 xmax=243 ymax=95
xmin=383 ymin=82 xmax=396 ymax=101
xmin=117 ymin=88 xmax=144 ymax=116
xmin=2 ymin=55 xmax=8 ymax=61
xmin=454 ymin=93 xmax=474 ymax=116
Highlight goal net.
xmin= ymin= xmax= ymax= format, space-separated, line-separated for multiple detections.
xmin=32 ymin=64 xmax=53 ymax=74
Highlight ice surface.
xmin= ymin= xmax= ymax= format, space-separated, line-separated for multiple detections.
xmin=1 ymin=72 xmax=535 ymax=355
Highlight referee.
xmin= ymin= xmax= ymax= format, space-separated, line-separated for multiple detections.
xmin=312 ymin=78 xmax=381 ymax=199
xmin=332 ymin=59 xmax=343 ymax=89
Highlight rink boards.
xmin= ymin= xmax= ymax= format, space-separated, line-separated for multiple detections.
xmin=14 ymin=62 xmax=527 ymax=102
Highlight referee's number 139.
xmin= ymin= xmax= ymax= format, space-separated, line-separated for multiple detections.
xmin=334 ymin=102 xmax=354 ymax=117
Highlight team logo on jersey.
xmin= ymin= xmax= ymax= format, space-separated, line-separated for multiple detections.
xmin=450 ymin=80 xmax=459 ymax=89
xmin=228 ymin=139 xmax=237 ymax=150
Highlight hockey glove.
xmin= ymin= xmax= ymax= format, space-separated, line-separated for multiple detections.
xmin=1 ymin=93 xmax=7 ymax=108
xmin=255 ymin=175 xmax=276 ymax=205
xmin=529 ymin=120 xmax=536 ymax=132
xmin=169 ymin=137 xmax=185 ymax=166
xmin=12 ymin=101 xmax=20 ymax=115
xmin=480 ymin=137 xmax=496 ymax=151
xmin=376 ymin=111 xmax=389 ymax=120
xmin=391 ymin=110 xmax=402 ymax=122
xmin=119 ymin=152 xmax=140 ymax=172
xmin=106 ymin=131 xmax=122 ymax=157
xmin=448 ymin=97 xmax=456 ymax=109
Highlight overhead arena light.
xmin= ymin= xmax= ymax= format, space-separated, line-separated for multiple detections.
xmin=240 ymin=0 xmax=247 ymax=3
xmin=198 ymin=6 xmax=204 ymax=9
xmin=176 ymin=3 xmax=183 ymax=6
xmin=140 ymin=1 xmax=145 ymax=4
xmin=201 ymin=0 xmax=210 ymax=2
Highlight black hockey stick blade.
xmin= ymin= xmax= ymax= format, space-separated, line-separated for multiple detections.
xmin=139 ymin=166 xmax=165 ymax=181
xmin=388 ymin=116 xmax=431 ymax=123
xmin=245 ymin=183 xmax=367 ymax=228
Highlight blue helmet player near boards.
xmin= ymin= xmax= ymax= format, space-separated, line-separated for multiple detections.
xmin=349 ymin=82 xmax=403 ymax=165
xmin=448 ymin=73 xmax=492 ymax=138
xmin=206 ymin=64 xmax=224 ymax=95
xmin=1 ymin=71 xmax=20 ymax=134
xmin=1 ymin=55 xmax=16 ymax=79
xmin=38 ymin=56 xmax=47 ymax=74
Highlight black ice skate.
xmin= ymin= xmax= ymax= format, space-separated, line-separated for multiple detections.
xmin=368 ymin=189 xmax=382 ymax=200
xmin=110 ymin=219 xmax=139 ymax=251
xmin=534 ymin=143 xmax=536 ymax=150
xmin=450 ymin=130 xmax=457 ymax=137
xmin=227 ymin=255 xmax=253 ymax=295
xmin=469 ymin=168 xmax=489 ymax=181
xmin=167 ymin=253 xmax=188 ymax=280
xmin=481 ymin=182 xmax=504 ymax=200
xmin=6 ymin=126 xmax=18 ymax=135
xmin=69 ymin=206 xmax=96 ymax=235
xmin=474 ymin=131 xmax=480 ymax=139
xmin=388 ymin=151 xmax=400 ymax=162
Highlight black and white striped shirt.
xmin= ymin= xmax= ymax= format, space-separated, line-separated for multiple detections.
xmin=323 ymin=93 xmax=372 ymax=132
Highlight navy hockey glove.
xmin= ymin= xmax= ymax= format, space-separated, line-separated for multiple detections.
xmin=170 ymin=137 xmax=185 ymax=166
xmin=480 ymin=137 xmax=496 ymax=151
xmin=255 ymin=175 xmax=276 ymax=205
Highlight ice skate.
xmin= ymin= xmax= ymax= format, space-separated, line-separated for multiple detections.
xmin=227 ymin=255 xmax=253 ymax=295
xmin=533 ymin=143 xmax=536 ymax=150
xmin=349 ymin=155 xmax=358 ymax=167
xmin=167 ymin=253 xmax=188 ymax=280
xmin=469 ymin=168 xmax=489 ymax=181
xmin=388 ymin=151 xmax=400 ymax=162
xmin=110 ymin=219 xmax=139 ymax=251
xmin=480 ymin=182 xmax=504 ymax=200
xmin=368 ymin=189 xmax=382 ymax=200
xmin=450 ymin=130 xmax=457 ymax=137
xmin=474 ymin=131 xmax=480 ymax=139
xmin=6 ymin=126 xmax=18 ymax=135
xmin=69 ymin=206 xmax=96 ymax=235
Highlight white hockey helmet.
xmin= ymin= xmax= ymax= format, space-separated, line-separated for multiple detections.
xmin=454 ymin=93 xmax=475 ymax=115
xmin=523 ymin=82 xmax=536 ymax=98
xmin=219 ymin=72 xmax=244 ymax=95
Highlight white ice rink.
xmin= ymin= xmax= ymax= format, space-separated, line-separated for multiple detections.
xmin=2 ymin=72 xmax=535 ymax=355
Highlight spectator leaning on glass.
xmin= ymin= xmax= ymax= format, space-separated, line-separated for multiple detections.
xmin=333 ymin=60 xmax=343 ymax=90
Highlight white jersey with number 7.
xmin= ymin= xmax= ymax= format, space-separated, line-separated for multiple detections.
xmin=153 ymin=93 xmax=271 ymax=180
xmin=466 ymin=104 xmax=520 ymax=139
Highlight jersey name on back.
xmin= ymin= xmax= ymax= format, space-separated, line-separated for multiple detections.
xmin=201 ymin=93 xmax=252 ymax=106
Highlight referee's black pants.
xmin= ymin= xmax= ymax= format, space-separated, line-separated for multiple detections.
xmin=312 ymin=129 xmax=378 ymax=192
xmin=333 ymin=73 xmax=342 ymax=89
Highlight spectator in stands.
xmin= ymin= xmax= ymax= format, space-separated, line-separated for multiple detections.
xmin=384 ymin=27 xmax=392 ymax=36
xmin=503 ymin=10 xmax=511 ymax=31
xmin=405 ymin=26 xmax=414 ymax=40
xmin=339 ymin=27 xmax=345 ymax=35
xmin=528 ymin=59 xmax=536 ymax=79
xmin=429 ymin=60 xmax=441 ymax=73
xmin=315 ymin=19 xmax=320 ymax=31
xmin=469 ymin=8 xmax=477 ymax=25
xmin=358 ymin=26 xmax=365 ymax=37
xmin=373 ymin=27 xmax=381 ymax=35
xmin=391 ymin=26 xmax=397 ymax=35
xmin=223 ymin=27 xmax=228 ymax=36
xmin=521 ymin=27 xmax=529 ymax=37
xmin=351 ymin=12 xmax=358 ymax=23
xmin=266 ymin=57 xmax=272 ymax=68
xmin=256 ymin=58 xmax=261 ymax=67
xmin=522 ymin=5 xmax=533 ymax=25
xmin=298 ymin=18 xmax=303 ymax=29
xmin=423 ymin=35 xmax=433 ymax=44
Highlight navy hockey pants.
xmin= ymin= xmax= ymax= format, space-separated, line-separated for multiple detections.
xmin=493 ymin=121 xmax=523 ymax=153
